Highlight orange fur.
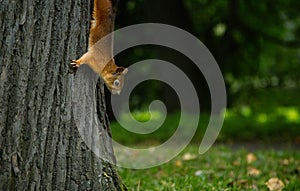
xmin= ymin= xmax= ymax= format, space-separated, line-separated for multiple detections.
xmin=89 ymin=0 xmax=114 ymax=47
xmin=71 ymin=0 xmax=127 ymax=94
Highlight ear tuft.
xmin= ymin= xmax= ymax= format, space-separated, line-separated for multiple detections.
xmin=122 ymin=68 xmax=128 ymax=74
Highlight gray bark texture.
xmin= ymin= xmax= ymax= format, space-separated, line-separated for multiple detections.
xmin=0 ymin=0 xmax=126 ymax=190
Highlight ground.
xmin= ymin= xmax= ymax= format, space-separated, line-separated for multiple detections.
xmin=118 ymin=145 xmax=300 ymax=191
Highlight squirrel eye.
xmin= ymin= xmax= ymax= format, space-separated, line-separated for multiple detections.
xmin=114 ymin=80 xmax=120 ymax=87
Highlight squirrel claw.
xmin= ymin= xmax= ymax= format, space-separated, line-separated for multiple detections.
xmin=70 ymin=60 xmax=79 ymax=68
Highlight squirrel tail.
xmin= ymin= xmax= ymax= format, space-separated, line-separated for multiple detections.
xmin=92 ymin=0 xmax=112 ymax=24
xmin=89 ymin=0 xmax=115 ymax=47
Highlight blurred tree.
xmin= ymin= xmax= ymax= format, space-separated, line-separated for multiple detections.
xmin=186 ymin=0 xmax=300 ymax=73
xmin=113 ymin=0 xmax=211 ymax=112
xmin=112 ymin=0 xmax=300 ymax=110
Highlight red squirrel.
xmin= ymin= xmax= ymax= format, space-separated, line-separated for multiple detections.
xmin=71 ymin=0 xmax=127 ymax=95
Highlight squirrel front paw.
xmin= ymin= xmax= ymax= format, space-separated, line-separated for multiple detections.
xmin=70 ymin=59 xmax=81 ymax=68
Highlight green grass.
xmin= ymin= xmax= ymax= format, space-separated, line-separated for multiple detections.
xmin=111 ymin=106 xmax=300 ymax=190
xmin=118 ymin=145 xmax=300 ymax=191
xmin=111 ymin=107 xmax=300 ymax=145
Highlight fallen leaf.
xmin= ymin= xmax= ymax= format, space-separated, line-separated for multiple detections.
xmin=265 ymin=177 xmax=284 ymax=191
xmin=195 ymin=170 xmax=203 ymax=176
xmin=281 ymin=159 xmax=289 ymax=165
xmin=233 ymin=159 xmax=241 ymax=166
xmin=182 ymin=153 xmax=197 ymax=161
xmin=174 ymin=160 xmax=183 ymax=168
xmin=247 ymin=167 xmax=261 ymax=176
xmin=247 ymin=153 xmax=257 ymax=164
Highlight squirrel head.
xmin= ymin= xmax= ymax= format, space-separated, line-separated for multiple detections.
xmin=101 ymin=60 xmax=128 ymax=95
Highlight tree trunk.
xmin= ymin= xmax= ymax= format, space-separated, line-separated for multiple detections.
xmin=0 ymin=0 xmax=126 ymax=190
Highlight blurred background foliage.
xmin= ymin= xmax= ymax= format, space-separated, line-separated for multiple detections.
xmin=107 ymin=0 xmax=300 ymax=144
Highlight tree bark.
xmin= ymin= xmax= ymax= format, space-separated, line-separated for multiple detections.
xmin=0 ymin=0 xmax=126 ymax=190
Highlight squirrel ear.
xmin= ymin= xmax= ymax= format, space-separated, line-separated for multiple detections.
xmin=116 ymin=67 xmax=124 ymax=73
xmin=122 ymin=68 xmax=128 ymax=74
xmin=112 ymin=67 xmax=123 ymax=76
xmin=112 ymin=67 xmax=128 ymax=76
xmin=116 ymin=67 xmax=128 ymax=74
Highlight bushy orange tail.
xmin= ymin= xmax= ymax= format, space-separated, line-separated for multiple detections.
xmin=89 ymin=0 xmax=115 ymax=47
